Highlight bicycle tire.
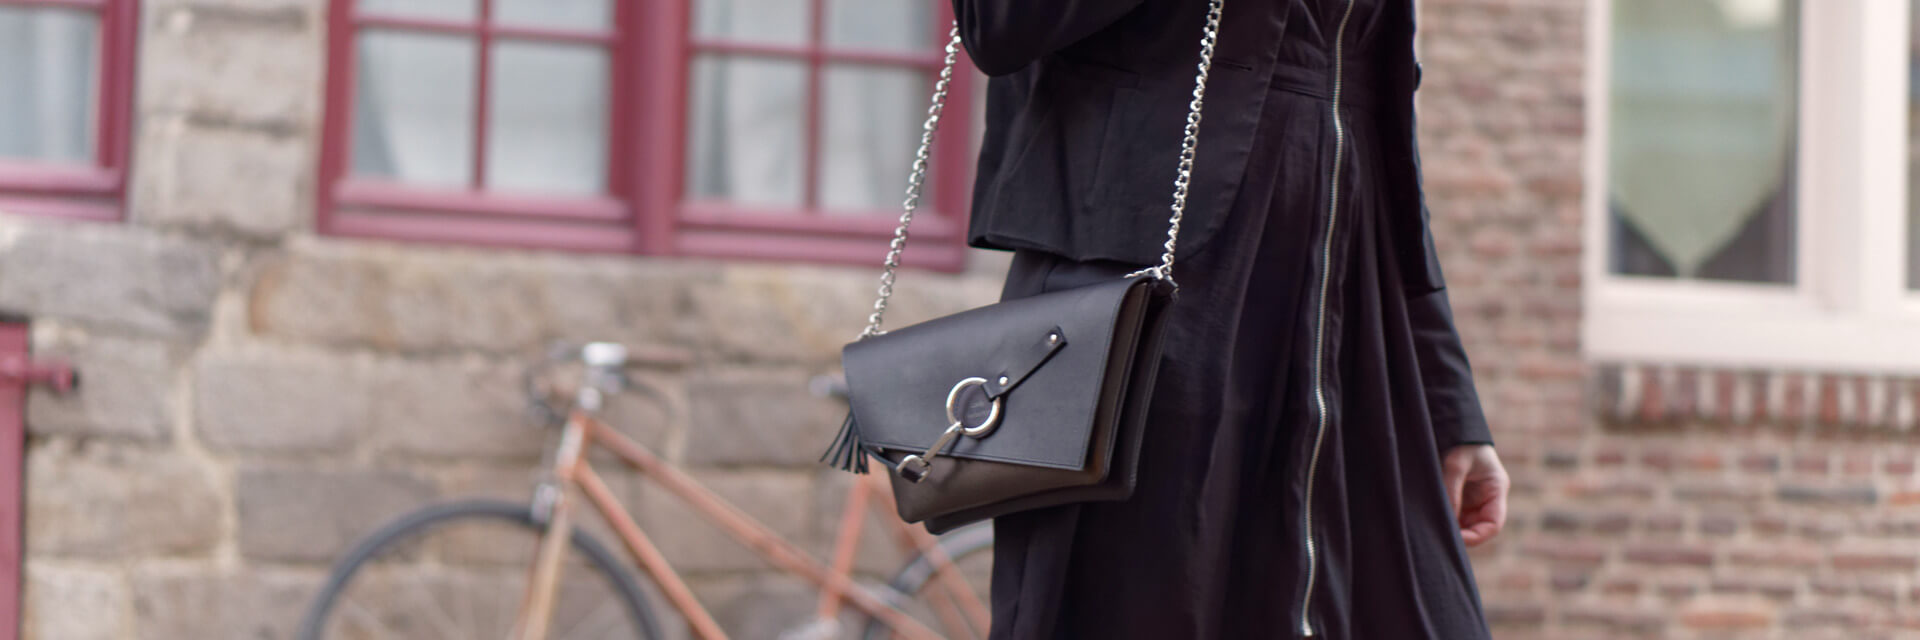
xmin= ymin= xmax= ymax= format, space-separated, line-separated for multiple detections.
xmin=298 ymin=498 xmax=663 ymax=640
xmin=860 ymin=522 xmax=996 ymax=640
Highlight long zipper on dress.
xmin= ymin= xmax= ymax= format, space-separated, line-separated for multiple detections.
xmin=1299 ymin=0 xmax=1359 ymax=636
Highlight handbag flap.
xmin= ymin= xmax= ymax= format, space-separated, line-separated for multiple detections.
xmin=843 ymin=277 xmax=1151 ymax=471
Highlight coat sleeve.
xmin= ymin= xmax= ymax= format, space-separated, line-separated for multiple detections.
xmin=1406 ymin=229 xmax=1494 ymax=452
xmin=950 ymin=0 xmax=1146 ymax=76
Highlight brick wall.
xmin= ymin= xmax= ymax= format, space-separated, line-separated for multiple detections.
xmin=3 ymin=1 xmax=1006 ymax=638
xmin=1421 ymin=1 xmax=1920 ymax=638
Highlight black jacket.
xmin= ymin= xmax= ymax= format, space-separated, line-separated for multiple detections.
xmin=954 ymin=0 xmax=1492 ymax=449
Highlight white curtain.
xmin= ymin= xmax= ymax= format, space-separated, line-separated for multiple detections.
xmin=687 ymin=0 xmax=929 ymax=212
xmin=352 ymin=2 xmax=609 ymax=195
xmin=1608 ymin=0 xmax=1797 ymax=278
xmin=0 ymin=6 xmax=97 ymax=164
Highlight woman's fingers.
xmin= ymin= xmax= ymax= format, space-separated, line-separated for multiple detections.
xmin=1457 ymin=477 xmax=1509 ymax=547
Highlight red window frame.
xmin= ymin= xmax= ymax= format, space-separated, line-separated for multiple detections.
xmin=0 ymin=321 xmax=24 ymax=640
xmin=0 ymin=0 xmax=137 ymax=221
xmin=318 ymin=0 xmax=976 ymax=271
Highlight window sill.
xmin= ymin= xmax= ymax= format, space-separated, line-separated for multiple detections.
xmin=1591 ymin=361 xmax=1920 ymax=431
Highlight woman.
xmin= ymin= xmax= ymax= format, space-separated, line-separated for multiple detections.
xmin=954 ymin=0 xmax=1510 ymax=637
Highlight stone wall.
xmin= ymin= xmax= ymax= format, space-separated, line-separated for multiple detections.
xmin=5 ymin=0 xmax=1007 ymax=637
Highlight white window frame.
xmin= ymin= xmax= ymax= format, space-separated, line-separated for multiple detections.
xmin=1584 ymin=0 xmax=1920 ymax=374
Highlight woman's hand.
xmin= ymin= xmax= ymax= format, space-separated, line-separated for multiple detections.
xmin=1442 ymin=444 xmax=1509 ymax=547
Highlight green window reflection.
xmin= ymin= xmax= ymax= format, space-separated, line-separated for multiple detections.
xmin=1609 ymin=0 xmax=1799 ymax=284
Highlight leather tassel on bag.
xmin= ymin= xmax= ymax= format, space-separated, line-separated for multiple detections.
xmin=820 ymin=412 xmax=870 ymax=474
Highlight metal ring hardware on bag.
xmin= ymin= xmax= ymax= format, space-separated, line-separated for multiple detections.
xmin=897 ymin=377 xmax=1005 ymax=483
xmin=858 ymin=0 xmax=1225 ymax=486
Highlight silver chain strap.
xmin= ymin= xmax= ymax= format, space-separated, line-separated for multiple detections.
xmin=860 ymin=25 xmax=961 ymax=339
xmin=860 ymin=1 xmax=1224 ymax=338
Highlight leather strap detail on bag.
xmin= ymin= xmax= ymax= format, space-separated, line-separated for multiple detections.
xmin=982 ymin=327 xmax=1066 ymax=399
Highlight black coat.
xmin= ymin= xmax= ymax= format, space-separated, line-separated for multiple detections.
xmin=958 ymin=1 xmax=1496 ymax=637
xmin=956 ymin=0 xmax=1490 ymax=451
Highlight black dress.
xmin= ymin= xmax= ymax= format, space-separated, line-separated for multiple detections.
xmin=986 ymin=0 xmax=1493 ymax=637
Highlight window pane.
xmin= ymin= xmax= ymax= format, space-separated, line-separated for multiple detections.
xmin=1607 ymin=0 xmax=1798 ymax=284
xmin=685 ymin=56 xmax=806 ymax=208
xmin=693 ymin=0 xmax=807 ymax=45
xmin=497 ymin=0 xmax=609 ymax=30
xmin=826 ymin=0 xmax=933 ymax=52
xmin=359 ymin=0 xmax=475 ymax=21
xmin=486 ymin=41 xmax=608 ymax=195
xmin=352 ymin=30 xmax=476 ymax=188
xmin=820 ymin=66 xmax=927 ymax=213
xmin=0 ymin=6 xmax=97 ymax=164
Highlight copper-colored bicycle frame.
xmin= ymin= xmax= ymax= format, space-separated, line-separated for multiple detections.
xmin=507 ymin=407 xmax=991 ymax=640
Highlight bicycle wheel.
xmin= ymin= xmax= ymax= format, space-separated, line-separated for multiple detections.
xmin=861 ymin=522 xmax=995 ymax=640
xmin=298 ymin=499 xmax=662 ymax=640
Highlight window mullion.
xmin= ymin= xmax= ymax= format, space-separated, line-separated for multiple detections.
xmin=1797 ymin=1 xmax=1868 ymax=312
xmin=802 ymin=0 xmax=826 ymax=211
xmin=1859 ymin=0 xmax=1911 ymax=315
xmin=472 ymin=0 xmax=494 ymax=190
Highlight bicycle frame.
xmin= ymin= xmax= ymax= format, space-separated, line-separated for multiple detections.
xmin=509 ymin=407 xmax=990 ymax=640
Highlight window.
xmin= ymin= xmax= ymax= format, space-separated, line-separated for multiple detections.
xmin=1586 ymin=0 xmax=1920 ymax=372
xmin=318 ymin=0 xmax=975 ymax=270
xmin=0 ymin=0 xmax=136 ymax=221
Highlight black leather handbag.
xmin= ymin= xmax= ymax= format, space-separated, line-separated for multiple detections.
xmin=821 ymin=0 xmax=1226 ymax=534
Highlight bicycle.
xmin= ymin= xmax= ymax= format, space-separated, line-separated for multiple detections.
xmin=298 ymin=342 xmax=993 ymax=640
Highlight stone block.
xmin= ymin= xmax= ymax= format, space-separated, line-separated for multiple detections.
xmin=249 ymin=247 xmax=698 ymax=355
xmin=0 ymin=220 xmax=221 ymax=337
xmin=26 ymin=333 xmax=179 ymax=441
xmin=430 ymin=465 xmax=645 ymax=569
xmin=683 ymin=269 xmax=869 ymax=365
xmin=130 ymin=115 xmax=311 ymax=238
xmin=195 ymin=351 xmax=370 ymax=453
xmin=594 ymin=371 xmax=682 ymax=454
xmin=140 ymin=2 xmax=319 ymax=127
xmin=369 ymin=358 xmax=544 ymax=460
xmin=131 ymin=568 xmax=317 ymax=640
xmin=237 ymin=467 xmax=437 ymax=563
xmin=693 ymin=575 xmax=818 ymax=639
xmin=303 ymin=565 xmax=649 ymax=638
xmin=684 ymin=370 xmax=845 ymax=467
xmin=25 ymin=442 xmax=223 ymax=558
xmin=639 ymin=469 xmax=814 ymax=573
xmin=22 ymin=563 xmax=126 ymax=640
xmin=684 ymin=265 xmax=996 ymax=365
xmin=528 ymin=259 xmax=705 ymax=351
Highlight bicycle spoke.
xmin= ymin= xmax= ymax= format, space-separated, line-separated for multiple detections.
xmin=302 ymin=502 xmax=652 ymax=640
xmin=339 ymin=595 xmax=394 ymax=639
xmin=554 ymin=596 xmax=620 ymax=639
xmin=402 ymin=574 xmax=465 ymax=640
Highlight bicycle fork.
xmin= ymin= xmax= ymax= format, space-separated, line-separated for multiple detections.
xmin=513 ymin=415 xmax=587 ymax=640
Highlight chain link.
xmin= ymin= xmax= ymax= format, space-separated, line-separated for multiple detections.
xmin=860 ymin=1 xmax=1224 ymax=338
xmin=860 ymin=25 xmax=960 ymax=339
xmin=1124 ymin=0 xmax=1224 ymax=285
